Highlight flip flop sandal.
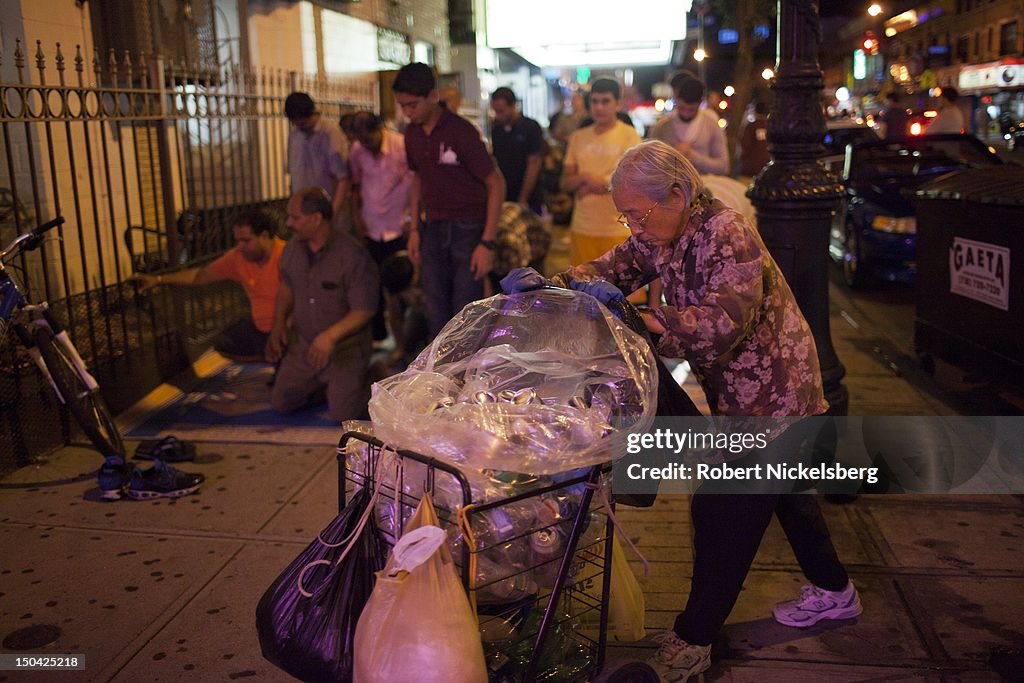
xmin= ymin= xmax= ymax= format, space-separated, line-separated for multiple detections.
xmin=133 ymin=435 xmax=197 ymax=463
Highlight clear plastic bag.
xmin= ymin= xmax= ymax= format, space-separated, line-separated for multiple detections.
xmin=369 ymin=289 xmax=657 ymax=475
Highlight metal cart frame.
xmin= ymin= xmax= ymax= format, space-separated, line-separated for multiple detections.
xmin=337 ymin=431 xmax=616 ymax=683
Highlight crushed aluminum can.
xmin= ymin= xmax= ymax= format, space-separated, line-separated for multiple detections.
xmin=497 ymin=389 xmax=518 ymax=402
xmin=472 ymin=390 xmax=497 ymax=404
xmin=428 ymin=396 xmax=455 ymax=412
xmin=511 ymin=388 xmax=537 ymax=405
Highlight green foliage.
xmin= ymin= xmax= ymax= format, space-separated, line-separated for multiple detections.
xmin=706 ymin=0 xmax=779 ymax=156
xmin=711 ymin=0 xmax=776 ymax=27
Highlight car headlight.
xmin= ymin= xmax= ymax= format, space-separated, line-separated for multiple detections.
xmin=871 ymin=215 xmax=916 ymax=234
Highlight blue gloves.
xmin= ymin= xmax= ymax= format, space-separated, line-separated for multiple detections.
xmin=501 ymin=267 xmax=625 ymax=308
xmin=569 ymin=278 xmax=625 ymax=305
xmin=500 ymin=267 xmax=550 ymax=294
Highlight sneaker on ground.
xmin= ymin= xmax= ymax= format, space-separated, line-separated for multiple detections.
xmin=773 ymin=580 xmax=863 ymax=628
xmin=98 ymin=459 xmax=130 ymax=501
xmin=647 ymin=630 xmax=711 ymax=683
xmin=127 ymin=460 xmax=204 ymax=500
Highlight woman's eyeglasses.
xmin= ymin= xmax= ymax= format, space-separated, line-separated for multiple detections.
xmin=617 ymin=200 xmax=660 ymax=230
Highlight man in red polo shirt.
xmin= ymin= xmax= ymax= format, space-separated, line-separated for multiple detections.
xmin=392 ymin=62 xmax=505 ymax=338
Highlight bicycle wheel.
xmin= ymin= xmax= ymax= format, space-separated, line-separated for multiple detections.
xmin=33 ymin=326 xmax=126 ymax=461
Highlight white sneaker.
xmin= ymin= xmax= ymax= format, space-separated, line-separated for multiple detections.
xmin=773 ymin=580 xmax=863 ymax=628
xmin=647 ymin=631 xmax=711 ymax=682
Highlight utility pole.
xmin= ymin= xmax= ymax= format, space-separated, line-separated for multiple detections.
xmin=748 ymin=0 xmax=849 ymax=414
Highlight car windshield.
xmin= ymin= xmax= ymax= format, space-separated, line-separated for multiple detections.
xmin=849 ymin=137 xmax=1001 ymax=180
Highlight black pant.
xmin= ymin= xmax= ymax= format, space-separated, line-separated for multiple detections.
xmin=366 ymin=236 xmax=407 ymax=341
xmin=674 ymin=492 xmax=849 ymax=646
xmin=213 ymin=317 xmax=269 ymax=361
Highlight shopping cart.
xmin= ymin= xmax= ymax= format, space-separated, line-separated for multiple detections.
xmin=338 ymin=430 xmax=615 ymax=683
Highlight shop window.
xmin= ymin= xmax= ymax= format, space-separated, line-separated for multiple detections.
xmin=91 ymin=0 xmax=221 ymax=81
xmin=414 ymin=41 xmax=435 ymax=66
xmin=1000 ymin=21 xmax=1018 ymax=56
xmin=956 ymin=36 xmax=969 ymax=62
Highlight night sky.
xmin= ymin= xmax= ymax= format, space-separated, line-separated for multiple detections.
xmin=819 ymin=0 xmax=862 ymax=19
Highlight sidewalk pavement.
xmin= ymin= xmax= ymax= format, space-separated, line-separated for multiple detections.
xmin=1 ymin=273 xmax=1021 ymax=682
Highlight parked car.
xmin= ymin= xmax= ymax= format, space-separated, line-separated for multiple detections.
xmin=822 ymin=120 xmax=879 ymax=175
xmin=828 ymin=133 xmax=1004 ymax=287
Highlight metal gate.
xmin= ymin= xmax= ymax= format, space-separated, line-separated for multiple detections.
xmin=0 ymin=39 xmax=378 ymax=473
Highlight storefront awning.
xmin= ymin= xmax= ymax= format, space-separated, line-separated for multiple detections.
xmin=959 ymin=59 xmax=1024 ymax=92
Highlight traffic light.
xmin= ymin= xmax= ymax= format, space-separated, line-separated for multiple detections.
xmin=863 ymin=31 xmax=879 ymax=54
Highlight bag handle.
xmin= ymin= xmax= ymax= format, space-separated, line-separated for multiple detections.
xmin=585 ymin=480 xmax=651 ymax=577
xmin=297 ymin=446 xmax=395 ymax=597
xmin=456 ymin=503 xmax=480 ymax=616
xmin=392 ymin=457 xmax=405 ymax=539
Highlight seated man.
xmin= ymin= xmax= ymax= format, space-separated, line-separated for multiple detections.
xmin=266 ymin=188 xmax=379 ymax=422
xmin=134 ymin=209 xmax=284 ymax=361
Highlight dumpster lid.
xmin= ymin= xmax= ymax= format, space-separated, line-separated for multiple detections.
xmin=914 ymin=165 xmax=1024 ymax=205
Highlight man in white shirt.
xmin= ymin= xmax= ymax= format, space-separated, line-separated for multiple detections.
xmin=651 ymin=74 xmax=729 ymax=176
xmin=561 ymin=78 xmax=642 ymax=264
xmin=927 ymin=87 xmax=965 ymax=135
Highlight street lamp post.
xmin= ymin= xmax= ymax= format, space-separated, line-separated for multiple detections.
xmin=693 ymin=0 xmax=710 ymax=83
xmin=748 ymin=0 xmax=849 ymax=414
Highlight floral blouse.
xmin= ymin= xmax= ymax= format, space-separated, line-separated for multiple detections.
xmin=565 ymin=195 xmax=828 ymax=418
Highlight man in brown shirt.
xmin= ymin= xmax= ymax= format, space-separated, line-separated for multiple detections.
xmin=267 ymin=188 xmax=379 ymax=421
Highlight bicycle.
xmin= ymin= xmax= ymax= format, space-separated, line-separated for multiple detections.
xmin=2 ymin=218 xmax=203 ymax=500
xmin=2 ymin=216 xmax=125 ymax=458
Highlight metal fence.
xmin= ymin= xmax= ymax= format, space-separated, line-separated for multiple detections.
xmin=0 ymin=39 xmax=378 ymax=474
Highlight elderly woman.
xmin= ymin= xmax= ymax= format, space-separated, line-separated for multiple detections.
xmin=504 ymin=140 xmax=861 ymax=681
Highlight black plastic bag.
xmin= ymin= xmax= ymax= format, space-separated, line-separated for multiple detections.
xmin=256 ymin=487 xmax=387 ymax=682
xmin=607 ymin=297 xmax=704 ymax=508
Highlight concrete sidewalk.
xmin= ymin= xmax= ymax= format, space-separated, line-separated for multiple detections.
xmin=1 ymin=280 xmax=1021 ymax=682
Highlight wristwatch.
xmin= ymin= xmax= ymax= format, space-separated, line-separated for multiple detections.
xmin=479 ymin=239 xmax=497 ymax=250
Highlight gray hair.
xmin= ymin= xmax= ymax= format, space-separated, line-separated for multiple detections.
xmin=610 ymin=140 xmax=704 ymax=206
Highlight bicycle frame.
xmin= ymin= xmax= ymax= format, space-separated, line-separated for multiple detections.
xmin=1 ymin=217 xmax=99 ymax=403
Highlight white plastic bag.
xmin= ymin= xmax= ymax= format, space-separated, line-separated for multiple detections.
xmin=353 ymin=494 xmax=487 ymax=683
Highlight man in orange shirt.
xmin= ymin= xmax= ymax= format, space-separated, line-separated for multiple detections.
xmin=135 ymin=209 xmax=284 ymax=361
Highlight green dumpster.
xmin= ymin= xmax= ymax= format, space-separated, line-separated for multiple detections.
xmin=912 ymin=165 xmax=1024 ymax=386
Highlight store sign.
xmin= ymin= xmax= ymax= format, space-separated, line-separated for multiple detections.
xmin=959 ymin=59 xmax=1024 ymax=91
xmin=949 ymin=237 xmax=1010 ymax=311
xmin=377 ymin=27 xmax=410 ymax=66
xmin=854 ymin=49 xmax=867 ymax=80
xmin=485 ymin=0 xmax=687 ymax=46
xmin=718 ymin=28 xmax=738 ymax=44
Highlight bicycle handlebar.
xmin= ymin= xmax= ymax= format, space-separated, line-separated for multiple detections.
xmin=32 ymin=216 xmax=65 ymax=237
xmin=0 ymin=216 xmax=65 ymax=261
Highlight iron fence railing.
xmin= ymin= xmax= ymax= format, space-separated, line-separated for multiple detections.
xmin=0 ymin=38 xmax=378 ymax=473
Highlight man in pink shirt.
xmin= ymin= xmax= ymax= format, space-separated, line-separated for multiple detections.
xmin=348 ymin=111 xmax=414 ymax=349
xmin=135 ymin=209 xmax=284 ymax=361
